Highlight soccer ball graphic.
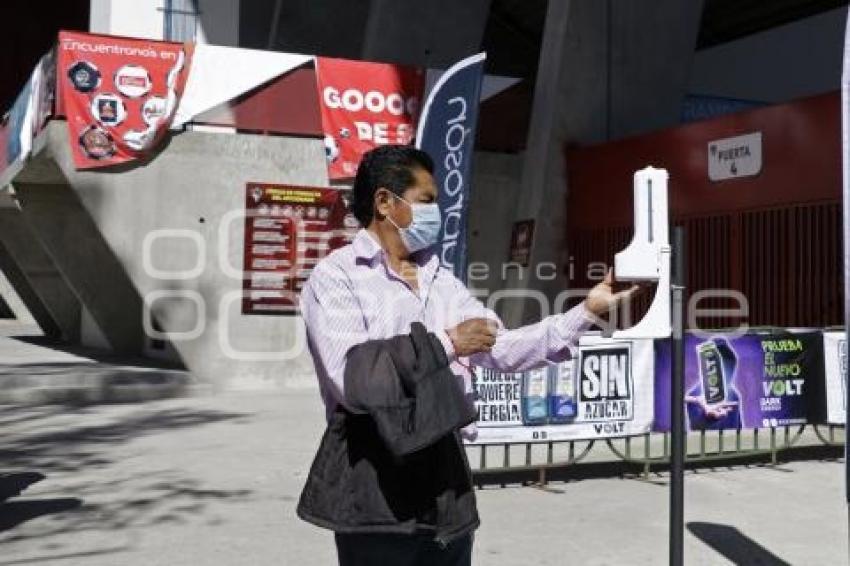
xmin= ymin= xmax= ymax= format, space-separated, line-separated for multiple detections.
xmin=324 ymin=135 xmax=340 ymax=163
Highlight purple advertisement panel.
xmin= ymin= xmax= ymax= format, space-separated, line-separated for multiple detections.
xmin=655 ymin=331 xmax=824 ymax=431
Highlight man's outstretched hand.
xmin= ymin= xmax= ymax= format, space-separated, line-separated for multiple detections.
xmin=446 ymin=270 xmax=642 ymax=355
xmin=447 ymin=318 xmax=499 ymax=357
xmin=584 ymin=269 xmax=645 ymax=317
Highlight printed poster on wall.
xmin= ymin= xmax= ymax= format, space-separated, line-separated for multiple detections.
xmin=654 ymin=331 xmax=824 ymax=431
xmin=242 ymin=183 xmax=358 ymax=315
xmin=824 ymin=331 xmax=847 ymax=425
xmin=468 ymin=335 xmax=655 ymax=444
xmin=508 ymin=219 xmax=535 ymax=267
xmin=315 ymin=57 xmax=425 ymax=179
xmin=57 ymin=31 xmax=192 ymax=169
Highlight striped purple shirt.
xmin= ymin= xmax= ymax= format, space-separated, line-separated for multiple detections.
xmin=299 ymin=229 xmax=594 ymax=437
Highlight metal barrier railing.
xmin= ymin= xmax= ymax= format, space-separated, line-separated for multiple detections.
xmin=468 ymin=425 xmax=845 ymax=485
xmin=813 ymin=424 xmax=845 ymax=446
xmin=474 ymin=440 xmax=597 ymax=487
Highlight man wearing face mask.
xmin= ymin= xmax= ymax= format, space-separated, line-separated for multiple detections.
xmin=297 ymin=145 xmax=638 ymax=566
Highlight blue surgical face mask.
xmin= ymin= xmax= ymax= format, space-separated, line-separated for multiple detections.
xmin=387 ymin=193 xmax=442 ymax=253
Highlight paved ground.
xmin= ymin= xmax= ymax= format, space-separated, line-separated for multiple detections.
xmin=0 ymin=321 xmax=194 ymax=405
xmin=0 ymin=331 xmax=847 ymax=565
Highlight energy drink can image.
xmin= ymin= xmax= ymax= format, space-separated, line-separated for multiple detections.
xmin=686 ymin=337 xmax=741 ymax=430
xmin=697 ymin=340 xmax=726 ymax=405
xmin=547 ymin=361 xmax=577 ymax=423
xmin=521 ymin=367 xmax=549 ymax=425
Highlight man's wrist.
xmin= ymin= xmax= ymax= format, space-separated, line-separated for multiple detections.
xmin=437 ymin=329 xmax=457 ymax=362
xmin=578 ymin=301 xmax=600 ymax=330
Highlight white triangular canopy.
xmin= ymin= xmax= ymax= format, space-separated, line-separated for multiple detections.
xmin=173 ymin=45 xmax=311 ymax=128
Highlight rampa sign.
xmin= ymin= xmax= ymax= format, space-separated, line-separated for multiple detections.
xmin=708 ymin=131 xmax=763 ymax=181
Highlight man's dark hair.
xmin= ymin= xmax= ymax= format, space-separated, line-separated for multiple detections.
xmin=350 ymin=145 xmax=434 ymax=226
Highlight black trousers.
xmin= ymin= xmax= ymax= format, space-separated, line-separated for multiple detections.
xmin=334 ymin=532 xmax=473 ymax=566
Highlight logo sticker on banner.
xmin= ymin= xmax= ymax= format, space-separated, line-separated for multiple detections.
xmin=115 ymin=64 xmax=152 ymax=98
xmin=78 ymin=125 xmax=116 ymax=160
xmin=90 ymin=93 xmax=126 ymax=126
xmin=315 ymin=57 xmax=424 ymax=179
xmin=67 ymin=61 xmax=101 ymax=93
xmin=141 ymin=96 xmax=168 ymax=126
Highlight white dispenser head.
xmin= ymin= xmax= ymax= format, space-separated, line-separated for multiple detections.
xmin=611 ymin=166 xmax=672 ymax=339
xmin=614 ymin=167 xmax=669 ymax=281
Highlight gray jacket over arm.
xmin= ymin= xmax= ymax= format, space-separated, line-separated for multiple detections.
xmin=297 ymin=322 xmax=480 ymax=545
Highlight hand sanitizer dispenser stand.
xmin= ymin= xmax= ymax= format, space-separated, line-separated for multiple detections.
xmin=610 ymin=166 xmax=672 ymax=340
xmin=604 ymin=166 xmax=683 ymax=565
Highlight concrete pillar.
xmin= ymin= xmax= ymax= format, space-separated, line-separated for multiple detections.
xmin=0 ymin=209 xmax=80 ymax=339
xmin=501 ymin=0 xmax=704 ymax=326
xmin=467 ymin=151 xmax=523 ymax=299
xmin=361 ymin=0 xmax=491 ymax=67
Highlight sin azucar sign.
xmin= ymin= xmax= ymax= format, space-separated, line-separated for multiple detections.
xmin=577 ymin=344 xmax=634 ymax=422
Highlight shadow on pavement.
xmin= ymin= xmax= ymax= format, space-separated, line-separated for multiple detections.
xmin=8 ymin=336 xmax=185 ymax=370
xmin=0 ymin=498 xmax=83 ymax=532
xmin=0 ymin=294 xmax=12 ymax=319
xmin=0 ymin=405 xmax=251 ymax=473
xmin=0 ymin=546 xmax=131 ymax=565
xmin=687 ymin=521 xmax=791 ymax=565
xmin=0 ymin=360 xmax=197 ymax=405
xmin=0 ymin=472 xmax=45 ymax=502
xmin=0 ymin=402 xmax=255 ymax=545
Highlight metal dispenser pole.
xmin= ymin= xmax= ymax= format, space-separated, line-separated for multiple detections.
xmin=670 ymin=227 xmax=686 ymax=566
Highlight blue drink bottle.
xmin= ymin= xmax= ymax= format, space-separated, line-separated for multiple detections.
xmin=521 ymin=367 xmax=549 ymax=425
xmin=548 ymin=362 xmax=577 ymax=423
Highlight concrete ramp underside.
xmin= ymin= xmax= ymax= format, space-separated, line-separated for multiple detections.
xmin=13 ymin=182 xmax=146 ymax=354
xmin=0 ymin=207 xmax=80 ymax=340
xmin=5 ymin=121 xmax=325 ymax=389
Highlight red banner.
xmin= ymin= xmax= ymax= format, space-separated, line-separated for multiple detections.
xmin=315 ymin=57 xmax=424 ymax=179
xmin=242 ymin=184 xmax=357 ymax=315
xmin=57 ymin=31 xmax=192 ymax=169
